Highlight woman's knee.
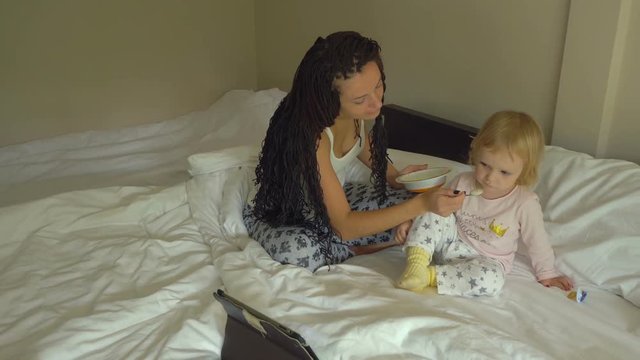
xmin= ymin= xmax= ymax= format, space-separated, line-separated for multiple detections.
xmin=250 ymin=228 xmax=329 ymax=270
xmin=243 ymin=210 xmax=353 ymax=271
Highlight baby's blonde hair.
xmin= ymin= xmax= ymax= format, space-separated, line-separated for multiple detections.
xmin=469 ymin=111 xmax=544 ymax=188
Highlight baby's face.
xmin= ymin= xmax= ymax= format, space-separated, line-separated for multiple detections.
xmin=473 ymin=146 xmax=524 ymax=199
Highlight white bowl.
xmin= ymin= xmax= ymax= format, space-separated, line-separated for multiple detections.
xmin=396 ymin=167 xmax=450 ymax=193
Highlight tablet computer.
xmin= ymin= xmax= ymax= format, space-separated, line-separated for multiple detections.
xmin=213 ymin=289 xmax=319 ymax=360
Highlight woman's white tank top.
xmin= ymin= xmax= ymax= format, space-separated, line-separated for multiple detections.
xmin=324 ymin=119 xmax=365 ymax=185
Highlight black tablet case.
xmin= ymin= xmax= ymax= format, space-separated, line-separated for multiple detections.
xmin=213 ymin=289 xmax=319 ymax=360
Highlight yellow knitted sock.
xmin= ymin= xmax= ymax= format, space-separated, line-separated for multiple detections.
xmin=396 ymin=246 xmax=431 ymax=291
xmin=427 ymin=266 xmax=437 ymax=287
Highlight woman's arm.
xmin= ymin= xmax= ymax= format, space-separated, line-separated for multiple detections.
xmin=318 ymin=133 xmax=463 ymax=240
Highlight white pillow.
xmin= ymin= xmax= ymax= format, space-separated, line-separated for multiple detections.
xmin=194 ymin=88 xmax=286 ymax=152
xmin=186 ymin=146 xmax=258 ymax=250
xmin=534 ymin=146 xmax=640 ymax=307
xmin=188 ymin=145 xmax=259 ymax=176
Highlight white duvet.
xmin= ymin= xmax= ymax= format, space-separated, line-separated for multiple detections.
xmin=186 ymin=146 xmax=640 ymax=359
xmin=0 ymin=184 xmax=227 ymax=359
xmin=1 ymin=88 xmax=639 ymax=359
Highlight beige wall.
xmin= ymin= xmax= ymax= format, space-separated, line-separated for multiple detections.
xmin=2 ymin=0 xmax=638 ymax=163
xmin=256 ymin=0 xmax=640 ymax=164
xmin=606 ymin=0 xmax=640 ymax=162
xmin=255 ymin=0 xmax=570 ymax=143
xmin=552 ymin=0 xmax=637 ymax=162
xmin=0 ymin=0 xmax=257 ymax=146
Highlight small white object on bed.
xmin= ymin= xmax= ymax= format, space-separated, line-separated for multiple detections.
xmin=1 ymin=89 xmax=639 ymax=360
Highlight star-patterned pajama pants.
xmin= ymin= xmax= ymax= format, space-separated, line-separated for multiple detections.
xmin=243 ymin=183 xmax=412 ymax=272
xmin=406 ymin=212 xmax=506 ymax=297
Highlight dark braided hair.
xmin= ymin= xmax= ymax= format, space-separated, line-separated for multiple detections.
xmin=252 ymin=31 xmax=389 ymax=265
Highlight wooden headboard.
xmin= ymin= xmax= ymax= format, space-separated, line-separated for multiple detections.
xmin=381 ymin=104 xmax=478 ymax=164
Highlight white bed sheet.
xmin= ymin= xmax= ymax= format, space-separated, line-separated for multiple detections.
xmin=1 ymin=89 xmax=286 ymax=359
xmin=0 ymin=88 xmax=286 ymax=208
xmin=187 ymin=145 xmax=640 ymax=360
xmin=2 ymin=88 xmax=639 ymax=359
xmin=0 ymin=184 xmax=225 ymax=359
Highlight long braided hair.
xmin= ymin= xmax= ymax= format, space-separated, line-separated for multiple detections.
xmin=252 ymin=31 xmax=389 ymax=265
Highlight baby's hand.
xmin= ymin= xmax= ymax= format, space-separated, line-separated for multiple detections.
xmin=539 ymin=275 xmax=573 ymax=291
xmin=394 ymin=220 xmax=413 ymax=245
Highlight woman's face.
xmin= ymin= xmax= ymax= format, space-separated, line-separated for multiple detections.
xmin=334 ymin=61 xmax=384 ymax=121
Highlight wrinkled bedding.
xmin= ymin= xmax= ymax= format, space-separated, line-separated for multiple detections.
xmin=1 ymin=89 xmax=639 ymax=359
xmin=186 ymin=145 xmax=640 ymax=360
xmin=188 ymin=148 xmax=640 ymax=359
xmin=1 ymin=89 xmax=284 ymax=359
xmin=0 ymin=184 xmax=226 ymax=359
xmin=0 ymin=88 xmax=285 ymax=207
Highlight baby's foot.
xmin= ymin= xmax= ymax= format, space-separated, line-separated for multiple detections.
xmin=397 ymin=267 xmax=429 ymax=290
xmin=396 ymin=246 xmax=430 ymax=291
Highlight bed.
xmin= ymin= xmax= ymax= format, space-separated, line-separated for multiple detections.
xmin=1 ymin=89 xmax=639 ymax=359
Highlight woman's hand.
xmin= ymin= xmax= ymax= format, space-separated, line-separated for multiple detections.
xmin=539 ymin=276 xmax=573 ymax=291
xmin=419 ymin=187 xmax=464 ymax=217
xmin=393 ymin=219 xmax=413 ymax=245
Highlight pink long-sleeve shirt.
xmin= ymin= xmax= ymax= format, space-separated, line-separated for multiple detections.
xmin=450 ymin=172 xmax=559 ymax=280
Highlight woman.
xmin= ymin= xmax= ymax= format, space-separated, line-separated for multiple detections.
xmin=243 ymin=31 xmax=464 ymax=271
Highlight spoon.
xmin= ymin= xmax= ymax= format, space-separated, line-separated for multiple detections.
xmin=453 ymin=188 xmax=483 ymax=196
xmin=466 ymin=188 xmax=484 ymax=196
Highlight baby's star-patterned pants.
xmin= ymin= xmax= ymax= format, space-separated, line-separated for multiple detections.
xmin=406 ymin=212 xmax=505 ymax=297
